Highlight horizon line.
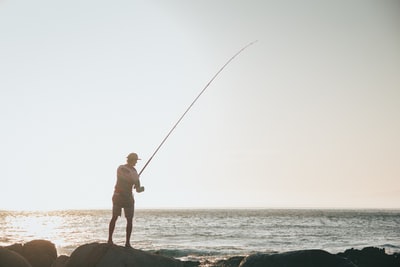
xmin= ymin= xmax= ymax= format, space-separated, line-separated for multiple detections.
xmin=1 ymin=206 xmax=400 ymax=212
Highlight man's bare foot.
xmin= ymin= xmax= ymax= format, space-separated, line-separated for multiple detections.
xmin=125 ymin=243 xmax=132 ymax=248
xmin=107 ymin=240 xmax=114 ymax=245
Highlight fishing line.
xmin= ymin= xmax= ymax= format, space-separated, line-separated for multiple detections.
xmin=139 ymin=40 xmax=258 ymax=177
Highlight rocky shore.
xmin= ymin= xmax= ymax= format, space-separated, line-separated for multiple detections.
xmin=1 ymin=239 xmax=399 ymax=267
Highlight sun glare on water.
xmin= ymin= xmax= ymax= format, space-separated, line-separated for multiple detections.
xmin=4 ymin=212 xmax=68 ymax=250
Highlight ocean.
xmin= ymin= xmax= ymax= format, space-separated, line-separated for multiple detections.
xmin=1 ymin=209 xmax=399 ymax=263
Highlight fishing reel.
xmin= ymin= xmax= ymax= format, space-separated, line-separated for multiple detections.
xmin=136 ymin=186 xmax=145 ymax=193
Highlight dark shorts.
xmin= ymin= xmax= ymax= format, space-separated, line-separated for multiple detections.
xmin=112 ymin=192 xmax=135 ymax=219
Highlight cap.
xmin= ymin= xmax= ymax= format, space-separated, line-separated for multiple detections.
xmin=127 ymin=153 xmax=141 ymax=161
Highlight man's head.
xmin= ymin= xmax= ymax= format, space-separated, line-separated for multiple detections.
xmin=127 ymin=152 xmax=141 ymax=166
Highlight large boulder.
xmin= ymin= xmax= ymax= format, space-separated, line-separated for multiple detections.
xmin=0 ymin=247 xmax=32 ymax=267
xmin=239 ymin=250 xmax=356 ymax=267
xmin=65 ymin=243 xmax=185 ymax=267
xmin=22 ymin=240 xmax=58 ymax=267
xmin=5 ymin=243 xmax=24 ymax=255
xmin=337 ymin=247 xmax=400 ymax=267
xmin=5 ymin=240 xmax=57 ymax=267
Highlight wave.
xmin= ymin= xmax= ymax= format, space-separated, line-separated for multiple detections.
xmin=147 ymin=247 xmax=278 ymax=262
xmin=379 ymin=243 xmax=400 ymax=254
xmin=381 ymin=244 xmax=400 ymax=249
xmin=147 ymin=248 xmax=225 ymax=261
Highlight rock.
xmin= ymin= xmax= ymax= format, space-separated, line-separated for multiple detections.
xmin=51 ymin=255 xmax=70 ymax=267
xmin=239 ymin=250 xmax=357 ymax=267
xmin=3 ymin=240 xmax=400 ymax=267
xmin=22 ymin=240 xmax=58 ymax=267
xmin=5 ymin=244 xmax=24 ymax=255
xmin=5 ymin=240 xmax=57 ymax=267
xmin=213 ymin=256 xmax=245 ymax=267
xmin=337 ymin=247 xmax=400 ymax=267
xmin=65 ymin=243 xmax=185 ymax=267
xmin=182 ymin=260 xmax=200 ymax=267
xmin=0 ymin=247 xmax=32 ymax=267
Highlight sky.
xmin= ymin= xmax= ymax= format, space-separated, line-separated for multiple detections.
xmin=0 ymin=0 xmax=399 ymax=211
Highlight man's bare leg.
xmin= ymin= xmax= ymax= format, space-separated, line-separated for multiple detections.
xmin=125 ymin=217 xmax=133 ymax=248
xmin=108 ymin=216 xmax=118 ymax=245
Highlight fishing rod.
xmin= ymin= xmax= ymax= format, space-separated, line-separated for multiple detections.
xmin=139 ymin=40 xmax=258 ymax=177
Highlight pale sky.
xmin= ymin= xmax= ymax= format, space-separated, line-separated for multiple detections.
xmin=1 ymin=0 xmax=399 ymax=211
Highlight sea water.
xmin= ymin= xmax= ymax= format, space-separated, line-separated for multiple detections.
xmin=1 ymin=209 xmax=399 ymax=261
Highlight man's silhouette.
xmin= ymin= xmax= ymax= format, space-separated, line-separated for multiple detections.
xmin=108 ymin=152 xmax=142 ymax=248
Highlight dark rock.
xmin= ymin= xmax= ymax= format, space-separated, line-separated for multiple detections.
xmin=5 ymin=240 xmax=57 ymax=267
xmin=65 ymin=242 xmax=185 ymax=267
xmin=51 ymin=255 xmax=70 ymax=267
xmin=0 ymin=247 xmax=32 ymax=267
xmin=337 ymin=247 xmax=400 ymax=267
xmin=22 ymin=240 xmax=58 ymax=267
xmin=5 ymin=244 xmax=24 ymax=255
xmin=4 ymin=240 xmax=400 ymax=267
xmin=213 ymin=256 xmax=245 ymax=267
xmin=239 ymin=250 xmax=357 ymax=267
xmin=182 ymin=260 xmax=200 ymax=267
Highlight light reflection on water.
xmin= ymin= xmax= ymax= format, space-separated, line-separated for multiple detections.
xmin=2 ymin=211 xmax=68 ymax=252
xmin=0 ymin=210 xmax=108 ymax=255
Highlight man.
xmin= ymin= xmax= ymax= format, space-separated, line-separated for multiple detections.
xmin=108 ymin=152 xmax=144 ymax=248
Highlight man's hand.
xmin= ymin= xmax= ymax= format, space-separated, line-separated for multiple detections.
xmin=136 ymin=186 xmax=145 ymax=193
